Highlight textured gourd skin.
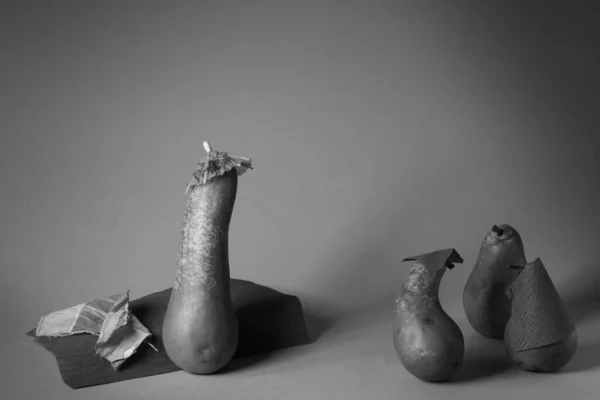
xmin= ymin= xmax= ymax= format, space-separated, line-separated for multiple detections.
xmin=394 ymin=264 xmax=464 ymax=382
xmin=504 ymin=321 xmax=578 ymax=372
xmin=463 ymin=224 xmax=526 ymax=339
xmin=162 ymin=170 xmax=239 ymax=374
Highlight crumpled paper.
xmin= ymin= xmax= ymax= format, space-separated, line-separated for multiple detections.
xmin=35 ymin=291 xmax=156 ymax=370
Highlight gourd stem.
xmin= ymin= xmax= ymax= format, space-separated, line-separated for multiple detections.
xmin=203 ymin=141 xmax=212 ymax=184
xmin=492 ymin=225 xmax=504 ymax=236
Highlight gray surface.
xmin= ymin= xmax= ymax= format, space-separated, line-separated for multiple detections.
xmin=6 ymin=301 xmax=600 ymax=399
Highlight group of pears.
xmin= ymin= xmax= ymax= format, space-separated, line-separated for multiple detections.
xmin=393 ymin=224 xmax=578 ymax=382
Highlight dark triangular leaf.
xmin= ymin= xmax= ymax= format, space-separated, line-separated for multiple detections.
xmin=402 ymin=248 xmax=463 ymax=274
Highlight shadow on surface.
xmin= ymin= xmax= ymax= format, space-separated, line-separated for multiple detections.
xmin=304 ymin=310 xmax=333 ymax=343
xmin=561 ymin=264 xmax=600 ymax=303
xmin=221 ymin=352 xmax=274 ymax=373
xmin=219 ymin=307 xmax=337 ymax=375
xmin=448 ymin=334 xmax=514 ymax=383
xmin=566 ymin=301 xmax=600 ymax=325
xmin=561 ymin=264 xmax=600 ymax=325
xmin=563 ymin=341 xmax=600 ymax=373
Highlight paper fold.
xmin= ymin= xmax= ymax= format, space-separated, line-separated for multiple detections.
xmin=35 ymin=291 xmax=153 ymax=370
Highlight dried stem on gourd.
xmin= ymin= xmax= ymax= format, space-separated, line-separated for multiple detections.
xmin=185 ymin=140 xmax=253 ymax=194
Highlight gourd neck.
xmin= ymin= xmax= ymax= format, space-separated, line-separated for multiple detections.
xmin=175 ymin=171 xmax=238 ymax=293
xmin=401 ymin=262 xmax=445 ymax=304
xmin=189 ymin=171 xmax=238 ymax=225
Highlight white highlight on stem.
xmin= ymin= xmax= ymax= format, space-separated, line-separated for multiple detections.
xmin=203 ymin=141 xmax=212 ymax=184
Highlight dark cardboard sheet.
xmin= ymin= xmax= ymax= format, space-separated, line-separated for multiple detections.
xmin=28 ymin=279 xmax=311 ymax=389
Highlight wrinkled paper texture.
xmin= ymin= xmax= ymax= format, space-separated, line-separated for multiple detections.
xmin=507 ymin=258 xmax=575 ymax=352
xmin=35 ymin=291 xmax=154 ymax=370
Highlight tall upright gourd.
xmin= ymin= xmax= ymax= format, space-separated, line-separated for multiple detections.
xmin=162 ymin=141 xmax=252 ymax=374
xmin=394 ymin=249 xmax=465 ymax=382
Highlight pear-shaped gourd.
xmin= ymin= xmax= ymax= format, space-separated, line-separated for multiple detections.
xmin=162 ymin=142 xmax=252 ymax=374
xmin=504 ymin=258 xmax=577 ymax=372
xmin=394 ymin=249 xmax=465 ymax=382
xmin=463 ymin=224 xmax=526 ymax=339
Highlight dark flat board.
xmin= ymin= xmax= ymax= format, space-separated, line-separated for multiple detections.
xmin=28 ymin=279 xmax=311 ymax=389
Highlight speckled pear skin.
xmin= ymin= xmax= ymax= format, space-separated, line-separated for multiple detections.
xmin=463 ymin=224 xmax=526 ymax=339
xmin=393 ymin=249 xmax=465 ymax=382
xmin=504 ymin=258 xmax=577 ymax=372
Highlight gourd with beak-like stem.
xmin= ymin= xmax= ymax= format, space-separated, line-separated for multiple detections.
xmin=394 ymin=249 xmax=465 ymax=382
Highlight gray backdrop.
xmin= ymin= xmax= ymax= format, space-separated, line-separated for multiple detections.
xmin=2 ymin=1 xmax=599 ymax=349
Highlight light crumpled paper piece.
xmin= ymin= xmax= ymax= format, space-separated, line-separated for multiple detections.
xmin=35 ymin=291 xmax=156 ymax=370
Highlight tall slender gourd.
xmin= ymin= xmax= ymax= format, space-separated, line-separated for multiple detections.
xmin=463 ymin=224 xmax=526 ymax=339
xmin=394 ymin=249 xmax=465 ymax=382
xmin=162 ymin=141 xmax=252 ymax=374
